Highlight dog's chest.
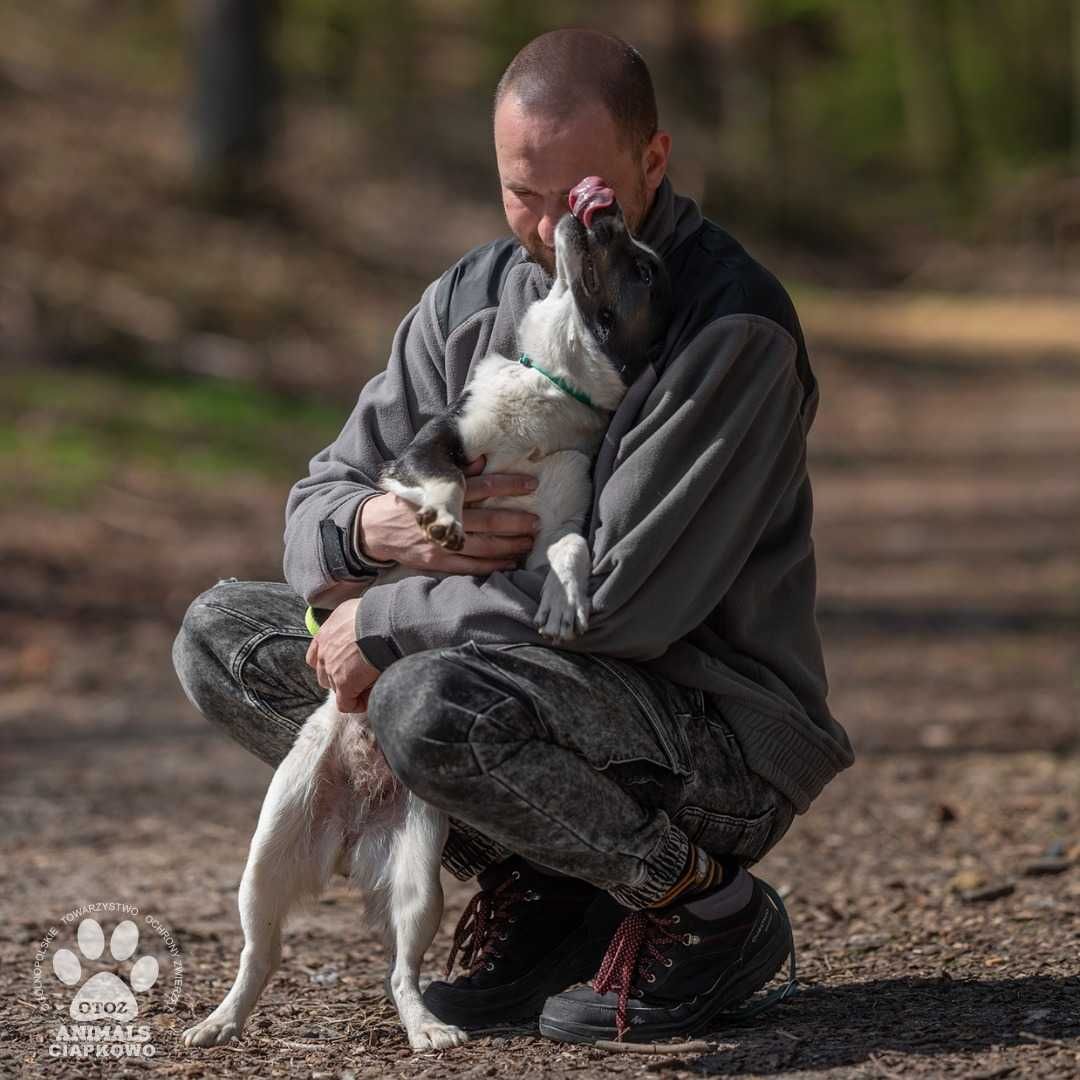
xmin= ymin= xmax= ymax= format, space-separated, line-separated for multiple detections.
xmin=458 ymin=356 xmax=601 ymax=461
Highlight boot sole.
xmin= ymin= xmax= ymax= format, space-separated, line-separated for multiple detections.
xmin=537 ymin=925 xmax=791 ymax=1045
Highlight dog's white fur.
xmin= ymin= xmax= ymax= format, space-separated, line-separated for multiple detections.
xmin=182 ymin=219 xmax=657 ymax=1052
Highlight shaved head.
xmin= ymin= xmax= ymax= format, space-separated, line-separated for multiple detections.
xmin=492 ymin=28 xmax=671 ymax=274
xmin=495 ymin=29 xmax=659 ymax=153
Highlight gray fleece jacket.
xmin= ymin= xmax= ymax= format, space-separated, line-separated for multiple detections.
xmin=284 ymin=179 xmax=854 ymax=814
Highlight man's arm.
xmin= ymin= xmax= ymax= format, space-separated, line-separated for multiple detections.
xmin=355 ymin=314 xmax=808 ymax=669
xmin=283 ymin=280 xmax=450 ymax=605
xmin=285 ymin=272 xmax=541 ymax=610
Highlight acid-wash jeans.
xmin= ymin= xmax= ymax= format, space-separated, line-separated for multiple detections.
xmin=173 ymin=580 xmax=796 ymax=908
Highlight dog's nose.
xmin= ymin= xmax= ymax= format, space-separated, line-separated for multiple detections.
xmin=591 ymin=213 xmax=619 ymax=245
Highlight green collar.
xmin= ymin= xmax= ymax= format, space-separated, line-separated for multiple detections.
xmin=518 ymin=354 xmax=598 ymax=409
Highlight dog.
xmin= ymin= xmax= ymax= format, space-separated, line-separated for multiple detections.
xmin=182 ymin=180 xmax=672 ymax=1052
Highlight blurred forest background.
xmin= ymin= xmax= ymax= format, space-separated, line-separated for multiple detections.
xmin=4 ymin=4 xmax=1080 ymax=1076
xmin=5 ymin=0 xmax=1080 ymax=406
xmin=4 ymin=0 xmax=1080 ymax=503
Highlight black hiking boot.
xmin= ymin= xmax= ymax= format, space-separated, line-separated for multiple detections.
xmin=538 ymin=874 xmax=797 ymax=1044
xmin=422 ymin=857 xmax=624 ymax=1030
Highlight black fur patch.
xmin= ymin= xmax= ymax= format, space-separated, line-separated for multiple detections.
xmin=380 ymin=389 xmax=472 ymax=490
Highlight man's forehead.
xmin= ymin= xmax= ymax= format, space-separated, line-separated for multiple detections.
xmin=494 ymin=97 xmax=624 ymax=175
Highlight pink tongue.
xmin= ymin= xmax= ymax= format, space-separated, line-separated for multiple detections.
xmin=569 ymin=176 xmax=615 ymax=229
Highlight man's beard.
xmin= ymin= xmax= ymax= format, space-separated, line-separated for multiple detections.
xmin=523 ymin=174 xmax=649 ymax=276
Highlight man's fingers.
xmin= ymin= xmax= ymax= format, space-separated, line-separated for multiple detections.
xmin=464 ymin=472 xmax=539 ymax=503
xmin=305 ymin=638 xmax=318 ymax=668
xmin=430 ymin=553 xmax=522 ymax=574
xmin=459 ymin=532 xmax=536 ymax=559
xmin=336 ymin=679 xmax=376 ymax=714
xmin=336 ymin=690 xmax=362 ymax=713
xmin=462 ymin=507 xmax=540 ymax=535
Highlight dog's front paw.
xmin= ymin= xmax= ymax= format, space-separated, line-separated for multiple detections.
xmin=410 ymin=1020 xmax=468 ymax=1051
xmin=415 ymin=505 xmax=465 ymax=551
xmin=182 ymin=1013 xmax=243 ymax=1047
xmin=535 ymin=568 xmax=590 ymax=643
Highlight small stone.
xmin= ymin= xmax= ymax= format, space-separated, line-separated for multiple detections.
xmin=310 ymin=964 xmax=340 ymax=986
xmin=1043 ymin=840 xmax=1067 ymax=857
xmin=948 ymin=869 xmax=987 ymax=893
xmin=845 ymin=933 xmax=888 ymax=951
xmin=1023 ymin=1008 xmax=1052 ymax=1024
xmin=920 ymin=724 xmax=954 ymax=748
xmin=960 ymin=882 xmax=1015 ymax=903
xmin=936 ymin=803 xmax=958 ymax=823
xmin=1023 ymin=857 xmax=1071 ymax=876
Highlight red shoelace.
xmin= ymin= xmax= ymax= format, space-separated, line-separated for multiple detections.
xmin=592 ymin=910 xmax=684 ymax=1039
xmin=445 ymin=872 xmax=534 ymax=978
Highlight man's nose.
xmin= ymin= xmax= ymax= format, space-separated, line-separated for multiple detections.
xmin=537 ymin=212 xmax=560 ymax=250
xmin=536 ymin=197 xmax=567 ymax=249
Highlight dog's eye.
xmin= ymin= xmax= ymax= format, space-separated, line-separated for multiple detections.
xmin=638 ymin=263 xmax=653 ymax=286
xmin=597 ymin=309 xmax=615 ymax=332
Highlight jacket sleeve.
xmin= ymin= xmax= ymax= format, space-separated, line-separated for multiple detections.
xmin=283 ymin=279 xmax=449 ymax=605
xmin=355 ymin=314 xmax=808 ymax=669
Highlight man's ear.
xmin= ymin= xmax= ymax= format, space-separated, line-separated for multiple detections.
xmin=643 ymin=130 xmax=671 ymax=197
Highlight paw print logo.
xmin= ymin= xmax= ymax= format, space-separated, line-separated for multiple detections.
xmin=52 ymin=918 xmax=159 ymax=1021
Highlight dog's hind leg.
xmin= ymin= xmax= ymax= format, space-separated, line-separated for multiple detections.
xmin=183 ymin=701 xmax=345 ymax=1048
xmin=385 ymin=796 xmax=467 ymax=1051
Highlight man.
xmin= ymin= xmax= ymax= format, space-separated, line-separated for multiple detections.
xmin=174 ymin=29 xmax=854 ymax=1044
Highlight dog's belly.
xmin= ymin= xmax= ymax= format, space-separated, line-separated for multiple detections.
xmin=308 ymin=704 xmax=405 ymax=848
xmin=473 ymin=447 xmax=593 ymax=564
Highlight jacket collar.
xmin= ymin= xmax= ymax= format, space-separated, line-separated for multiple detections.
xmin=638 ymin=176 xmax=703 ymax=258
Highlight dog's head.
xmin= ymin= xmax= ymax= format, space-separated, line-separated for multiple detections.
xmin=554 ymin=181 xmax=672 ymax=387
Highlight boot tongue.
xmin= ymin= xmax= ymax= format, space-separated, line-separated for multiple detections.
xmin=569 ymin=176 xmax=616 ymax=229
xmin=478 ymin=856 xmax=526 ymax=891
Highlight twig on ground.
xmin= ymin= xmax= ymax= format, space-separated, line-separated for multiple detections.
xmin=1018 ymin=1030 xmax=1078 ymax=1051
xmin=593 ymin=1039 xmax=711 ymax=1054
xmin=278 ymin=1037 xmax=349 ymax=1051
xmin=867 ymin=1051 xmax=909 ymax=1079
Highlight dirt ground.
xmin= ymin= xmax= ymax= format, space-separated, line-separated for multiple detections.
xmin=3 ymin=331 xmax=1079 ymax=1080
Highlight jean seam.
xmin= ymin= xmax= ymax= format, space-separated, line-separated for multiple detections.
xmin=443 ymin=644 xmax=551 ymax=739
xmin=482 ymin=750 xmax=638 ymax=862
xmin=231 ymin=624 xmax=318 ymax=730
xmin=200 ymin=600 xmax=309 ymax=637
xmin=464 ymin=704 xmax=646 ymax=862
xmin=674 ymin=803 xmax=777 ymax=863
xmin=589 ymin=656 xmax=690 ymax=776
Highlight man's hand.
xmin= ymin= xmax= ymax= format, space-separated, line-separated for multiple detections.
xmin=359 ymin=457 xmax=540 ymax=574
xmin=305 ymin=598 xmax=380 ymax=713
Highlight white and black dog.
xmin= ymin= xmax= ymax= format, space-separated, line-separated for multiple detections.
xmin=182 ymin=181 xmax=671 ymax=1052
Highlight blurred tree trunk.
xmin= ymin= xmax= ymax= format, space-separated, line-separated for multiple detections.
xmin=190 ymin=0 xmax=279 ymax=209
xmin=889 ymin=0 xmax=974 ymax=198
xmin=665 ymin=0 xmax=715 ymax=124
xmin=1073 ymin=0 xmax=1080 ymax=169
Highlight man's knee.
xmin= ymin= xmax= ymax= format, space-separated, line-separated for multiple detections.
xmin=368 ymin=645 xmax=530 ymax=801
xmin=172 ymin=581 xmax=241 ymax=716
